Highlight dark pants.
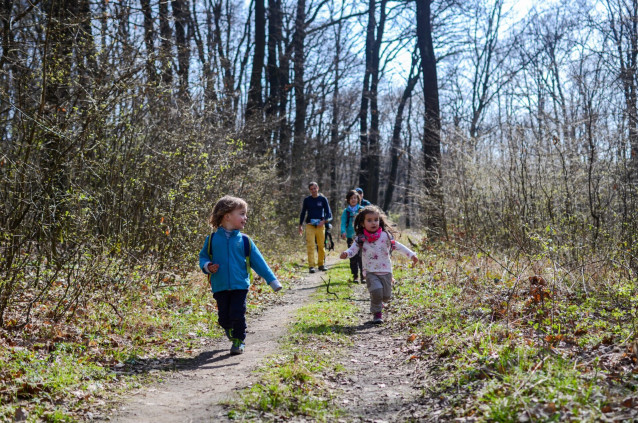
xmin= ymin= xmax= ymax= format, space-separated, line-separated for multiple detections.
xmin=347 ymin=238 xmax=363 ymax=280
xmin=213 ymin=289 xmax=248 ymax=341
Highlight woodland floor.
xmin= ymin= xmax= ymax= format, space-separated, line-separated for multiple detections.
xmin=100 ymin=257 xmax=435 ymax=423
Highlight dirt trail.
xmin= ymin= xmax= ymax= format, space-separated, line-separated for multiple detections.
xmin=106 ymin=264 xmax=327 ymax=423
xmin=104 ymin=258 xmax=428 ymax=423
xmin=331 ymin=284 xmax=426 ymax=423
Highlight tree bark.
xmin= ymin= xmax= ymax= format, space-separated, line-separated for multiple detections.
xmin=416 ymin=0 xmax=446 ymax=236
xmin=140 ymin=0 xmax=157 ymax=85
xmin=366 ymin=0 xmax=387 ymax=205
xmin=358 ymin=0 xmax=375 ymax=194
xmin=290 ymin=0 xmax=306 ymax=179
xmin=266 ymin=0 xmax=282 ymax=150
xmin=172 ymin=0 xmax=190 ymax=100
xmin=383 ymin=51 xmax=419 ymax=212
xmin=329 ymin=12 xmax=342 ymax=208
xmin=246 ymin=0 xmax=266 ymax=124
xmin=158 ymin=0 xmax=173 ymax=87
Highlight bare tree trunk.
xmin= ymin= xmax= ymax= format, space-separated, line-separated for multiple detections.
xmin=140 ymin=0 xmax=157 ymax=85
xmin=158 ymin=0 xmax=173 ymax=87
xmin=172 ymin=0 xmax=190 ymax=100
xmin=404 ymin=97 xmax=414 ymax=229
xmin=366 ymin=0 xmax=387 ymax=205
xmin=266 ymin=0 xmax=282 ymax=151
xmin=291 ymin=0 xmax=306 ymax=179
xmin=246 ymin=0 xmax=265 ymax=125
xmin=211 ymin=1 xmax=234 ymax=125
xmin=383 ymin=51 xmax=419 ymax=212
xmin=358 ymin=0 xmax=375 ymax=193
xmin=416 ymin=0 xmax=446 ymax=236
xmin=329 ymin=14 xmax=342 ymax=208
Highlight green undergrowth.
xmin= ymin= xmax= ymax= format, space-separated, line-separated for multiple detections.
xmin=229 ymin=260 xmax=358 ymax=421
xmin=0 ymin=259 xmax=297 ymax=422
xmin=388 ymin=238 xmax=638 ymax=422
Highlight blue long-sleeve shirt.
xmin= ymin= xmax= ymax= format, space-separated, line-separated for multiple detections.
xmin=198 ymin=229 xmax=277 ymax=293
xmin=299 ymin=195 xmax=332 ymax=225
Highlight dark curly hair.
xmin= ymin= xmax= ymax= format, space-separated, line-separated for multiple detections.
xmin=345 ymin=189 xmax=360 ymax=204
xmin=353 ymin=205 xmax=395 ymax=237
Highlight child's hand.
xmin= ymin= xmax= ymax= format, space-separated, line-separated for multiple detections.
xmin=339 ymin=251 xmax=348 ymax=259
xmin=411 ymin=255 xmax=419 ymax=267
xmin=207 ymin=263 xmax=219 ymax=273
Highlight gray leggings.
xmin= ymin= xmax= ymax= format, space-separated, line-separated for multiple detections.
xmin=366 ymin=272 xmax=393 ymax=313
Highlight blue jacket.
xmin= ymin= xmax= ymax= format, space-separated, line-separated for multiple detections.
xmin=340 ymin=205 xmax=361 ymax=239
xmin=299 ymin=195 xmax=332 ymax=225
xmin=198 ymin=229 xmax=277 ymax=293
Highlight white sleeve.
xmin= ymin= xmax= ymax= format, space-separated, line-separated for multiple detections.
xmin=394 ymin=241 xmax=416 ymax=258
xmin=345 ymin=241 xmax=360 ymax=258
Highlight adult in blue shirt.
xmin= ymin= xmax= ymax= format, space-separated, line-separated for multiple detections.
xmin=298 ymin=181 xmax=332 ymax=273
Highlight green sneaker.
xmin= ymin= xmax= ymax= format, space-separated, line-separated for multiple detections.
xmin=230 ymin=338 xmax=245 ymax=355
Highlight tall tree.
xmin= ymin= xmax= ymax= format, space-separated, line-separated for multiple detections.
xmin=358 ymin=0 xmax=387 ymax=204
xmin=604 ymin=0 xmax=638 ymax=178
xmin=172 ymin=0 xmax=190 ymax=99
xmin=416 ymin=0 xmax=446 ymax=235
xmin=290 ymin=0 xmax=307 ymax=180
xmin=246 ymin=0 xmax=266 ymax=125
xmin=158 ymin=0 xmax=173 ymax=86
xmin=140 ymin=0 xmax=157 ymax=85
xmin=383 ymin=50 xmax=419 ymax=211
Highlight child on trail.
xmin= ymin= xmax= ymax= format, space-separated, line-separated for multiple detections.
xmin=340 ymin=190 xmax=363 ymax=283
xmin=199 ymin=195 xmax=282 ymax=355
xmin=339 ymin=205 xmax=418 ymax=324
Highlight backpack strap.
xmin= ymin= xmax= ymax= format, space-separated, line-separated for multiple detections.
xmin=206 ymin=231 xmax=253 ymax=284
xmin=384 ymin=231 xmax=396 ymax=254
xmin=242 ymin=234 xmax=253 ymax=283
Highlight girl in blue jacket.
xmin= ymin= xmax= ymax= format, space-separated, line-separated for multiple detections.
xmin=340 ymin=190 xmax=363 ymax=283
xmin=199 ymin=195 xmax=282 ymax=355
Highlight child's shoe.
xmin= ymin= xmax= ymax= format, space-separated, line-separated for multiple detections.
xmin=372 ymin=312 xmax=383 ymax=324
xmin=318 ymin=265 xmax=328 ymax=271
xmin=352 ymin=277 xmax=359 ymax=284
xmin=230 ymin=338 xmax=245 ymax=355
xmin=309 ymin=267 xmax=316 ymax=274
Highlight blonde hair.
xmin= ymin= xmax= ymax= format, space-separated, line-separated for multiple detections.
xmin=208 ymin=195 xmax=248 ymax=228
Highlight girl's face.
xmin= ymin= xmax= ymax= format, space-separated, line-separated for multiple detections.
xmin=223 ymin=207 xmax=248 ymax=230
xmin=348 ymin=196 xmax=359 ymax=207
xmin=363 ymin=212 xmax=380 ymax=233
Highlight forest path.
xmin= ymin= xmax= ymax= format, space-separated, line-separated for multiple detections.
xmin=106 ymin=260 xmax=330 ymax=423
xmin=104 ymin=256 xmax=428 ymax=423
xmin=330 ymin=283 xmax=427 ymax=423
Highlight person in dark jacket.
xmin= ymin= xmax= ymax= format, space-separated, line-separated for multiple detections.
xmin=298 ymin=182 xmax=332 ymax=273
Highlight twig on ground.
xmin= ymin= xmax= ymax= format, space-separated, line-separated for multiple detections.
xmin=321 ymin=276 xmax=339 ymax=299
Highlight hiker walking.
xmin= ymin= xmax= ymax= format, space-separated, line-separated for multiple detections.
xmin=355 ymin=187 xmax=372 ymax=207
xmin=298 ymin=182 xmax=332 ymax=273
xmin=339 ymin=205 xmax=418 ymax=324
xmin=199 ymin=195 xmax=282 ymax=355
xmin=340 ymin=190 xmax=364 ymax=283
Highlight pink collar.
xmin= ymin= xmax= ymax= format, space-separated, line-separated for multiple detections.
xmin=363 ymin=228 xmax=382 ymax=243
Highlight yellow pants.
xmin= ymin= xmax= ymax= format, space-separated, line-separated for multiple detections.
xmin=305 ymin=224 xmax=325 ymax=267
